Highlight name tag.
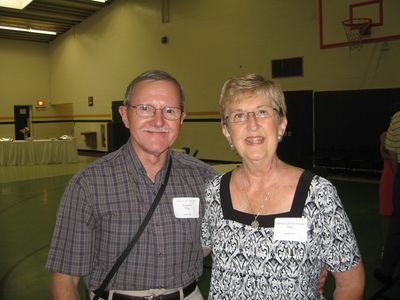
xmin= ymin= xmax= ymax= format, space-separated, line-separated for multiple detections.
xmin=273 ymin=217 xmax=307 ymax=242
xmin=172 ymin=197 xmax=199 ymax=218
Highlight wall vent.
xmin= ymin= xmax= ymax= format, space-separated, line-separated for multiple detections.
xmin=271 ymin=57 xmax=303 ymax=78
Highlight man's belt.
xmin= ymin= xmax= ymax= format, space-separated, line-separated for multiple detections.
xmin=110 ymin=281 xmax=197 ymax=300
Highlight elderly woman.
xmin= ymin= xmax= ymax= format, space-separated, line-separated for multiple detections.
xmin=201 ymin=74 xmax=364 ymax=299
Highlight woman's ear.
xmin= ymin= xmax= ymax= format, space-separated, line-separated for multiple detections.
xmin=222 ymin=122 xmax=233 ymax=146
xmin=278 ymin=116 xmax=288 ymax=137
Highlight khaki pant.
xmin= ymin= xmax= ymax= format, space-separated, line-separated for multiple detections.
xmin=90 ymin=286 xmax=203 ymax=300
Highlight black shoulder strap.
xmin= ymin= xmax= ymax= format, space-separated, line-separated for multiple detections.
xmin=291 ymin=170 xmax=315 ymax=217
xmin=93 ymin=157 xmax=173 ymax=300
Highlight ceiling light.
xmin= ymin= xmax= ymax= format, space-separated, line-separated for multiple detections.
xmin=0 ymin=0 xmax=33 ymax=9
xmin=36 ymin=99 xmax=46 ymax=107
xmin=0 ymin=25 xmax=57 ymax=35
xmin=91 ymin=0 xmax=107 ymax=2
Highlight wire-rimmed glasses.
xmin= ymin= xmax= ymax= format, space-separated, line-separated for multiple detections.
xmin=226 ymin=105 xmax=278 ymax=123
xmin=126 ymin=104 xmax=183 ymax=121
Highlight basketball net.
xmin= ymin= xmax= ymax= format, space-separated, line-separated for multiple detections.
xmin=342 ymin=18 xmax=372 ymax=50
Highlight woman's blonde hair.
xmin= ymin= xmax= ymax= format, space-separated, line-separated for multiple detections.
xmin=219 ymin=74 xmax=286 ymax=122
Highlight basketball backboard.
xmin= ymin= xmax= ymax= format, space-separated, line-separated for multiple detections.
xmin=319 ymin=0 xmax=400 ymax=49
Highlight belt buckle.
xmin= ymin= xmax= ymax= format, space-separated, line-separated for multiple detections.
xmin=145 ymin=296 xmax=155 ymax=300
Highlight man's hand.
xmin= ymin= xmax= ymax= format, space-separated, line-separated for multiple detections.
xmin=51 ymin=272 xmax=80 ymax=300
xmin=316 ymin=266 xmax=328 ymax=295
xmin=202 ymin=246 xmax=211 ymax=257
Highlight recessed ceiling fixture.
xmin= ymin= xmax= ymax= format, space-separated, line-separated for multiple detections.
xmin=91 ymin=0 xmax=107 ymax=2
xmin=0 ymin=0 xmax=111 ymax=42
xmin=0 ymin=0 xmax=33 ymax=9
xmin=0 ymin=25 xmax=56 ymax=35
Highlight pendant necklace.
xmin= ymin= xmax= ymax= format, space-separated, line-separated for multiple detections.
xmin=250 ymin=191 xmax=270 ymax=228
xmin=239 ymin=169 xmax=272 ymax=228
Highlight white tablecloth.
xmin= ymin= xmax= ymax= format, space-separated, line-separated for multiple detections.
xmin=0 ymin=139 xmax=79 ymax=166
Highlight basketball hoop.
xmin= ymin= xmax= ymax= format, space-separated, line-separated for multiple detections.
xmin=342 ymin=18 xmax=372 ymax=50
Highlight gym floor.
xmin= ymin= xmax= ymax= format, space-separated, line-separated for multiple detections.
xmin=0 ymin=155 xmax=399 ymax=299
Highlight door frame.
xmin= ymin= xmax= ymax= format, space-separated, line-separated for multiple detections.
xmin=14 ymin=105 xmax=32 ymax=140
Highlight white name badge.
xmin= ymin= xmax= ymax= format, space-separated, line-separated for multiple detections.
xmin=172 ymin=197 xmax=200 ymax=218
xmin=273 ymin=217 xmax=308 ymax=242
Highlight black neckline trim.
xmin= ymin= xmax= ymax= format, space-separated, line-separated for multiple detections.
xmin=220 ymin=170 xmax=314 ymax=227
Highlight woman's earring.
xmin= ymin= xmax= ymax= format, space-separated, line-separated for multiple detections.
xmin=229 ymin=143 xmax=235 ymax=150
xmin=278 ymin=135 xmax=282 ymax=142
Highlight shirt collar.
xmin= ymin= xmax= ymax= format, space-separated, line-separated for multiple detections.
xmin=123 ymin=138 xmax=172 ymax=183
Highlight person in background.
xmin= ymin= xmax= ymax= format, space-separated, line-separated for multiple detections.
xmin=378 ymin=130 xmax=394 ymax=254
xmin=375 ymin=108 xmax=400 ymax=284
xmin=201 ymin=73 xmax=365 ymax=299
xmin=46 ymin=70 xmax=216 ymax=300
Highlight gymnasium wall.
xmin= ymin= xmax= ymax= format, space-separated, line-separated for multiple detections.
xmin=0 ymin=39 xmax=50 ymax=137
xmin=1 ymin=0 xmax=399 ymax=164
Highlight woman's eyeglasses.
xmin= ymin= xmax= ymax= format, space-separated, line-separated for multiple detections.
xmin=226 ymin=105 xmax=278 ymax=123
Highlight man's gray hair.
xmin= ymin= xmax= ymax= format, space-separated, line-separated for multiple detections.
xmin=124 ymin=70 xmax=185 ymax=110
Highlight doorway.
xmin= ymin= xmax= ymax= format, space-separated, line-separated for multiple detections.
xmin=14 ymin=105 xmax=31 ymax=140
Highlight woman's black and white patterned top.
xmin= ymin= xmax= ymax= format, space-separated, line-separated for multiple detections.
xmin=201 ymin=170 xmax=361 ymax=300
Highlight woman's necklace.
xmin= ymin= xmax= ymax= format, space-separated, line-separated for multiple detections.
xmin=250 ymin=191 xmax=270 ymax=228
xmin=238 ymin=170 xmax=272 ymax=228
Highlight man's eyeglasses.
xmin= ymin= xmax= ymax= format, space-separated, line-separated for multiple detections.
xmin=226 ymin=105 xmax=278 ymax=123
xmin=126 ymin=104 xmax=183 ymax=121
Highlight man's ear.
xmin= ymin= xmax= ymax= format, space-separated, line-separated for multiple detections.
xmin=119 ymin=105 xmax=130 ymax=129
xmin=180 ymin=112 xmax=186 ymax=125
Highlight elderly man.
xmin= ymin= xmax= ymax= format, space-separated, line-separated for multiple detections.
xmin=46 ymin=70 xmax=216 ymax=300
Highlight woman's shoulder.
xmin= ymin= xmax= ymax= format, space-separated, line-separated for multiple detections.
xmin=307 ymin=174 xmax=339 ymax=204
xmin=280 ymin=163 xmax=334 ymax=191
